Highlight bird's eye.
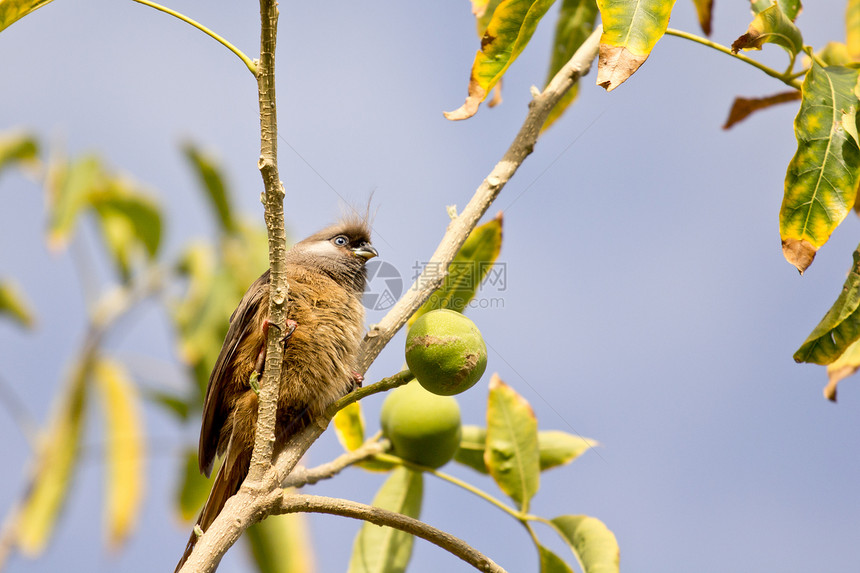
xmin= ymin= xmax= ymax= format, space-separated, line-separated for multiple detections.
xmin=333 ymin=235 xmax=349 ymax=246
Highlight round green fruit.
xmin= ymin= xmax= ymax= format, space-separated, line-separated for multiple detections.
xmin=405 ymin=309 xmax=488 ymax=396
xmin=380 ymin=382 xmax=462 ymax=469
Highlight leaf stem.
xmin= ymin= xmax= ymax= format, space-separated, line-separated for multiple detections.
xmin=372 ymin=453 xmax=525 ymax=521
xmin=129 ymin=0 xmax=257 ymax=75
xmin=664 ymin=28 xmax=802 ymax=90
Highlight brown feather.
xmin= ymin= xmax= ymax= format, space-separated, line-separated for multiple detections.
xmin=175 ymin=220 xmax=375 ymax=572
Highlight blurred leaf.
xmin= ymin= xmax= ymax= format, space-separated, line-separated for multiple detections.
xmin=0 ymin=0 xmax=55 ymax=33
xmin=794 ymin=243 xmax=860 ymax=365
xmin=539 ymin=545 xmax=575 ymax=573
xmin=780 ymin=63 xmax=860 ymax=273
xmin=410 ymin=214 xmax=503 ymax=326
xmin=0 ymin=131 xmax=38 ymax=175
xmin=334 ymin=401 xmax=365 ymax=451
xmin=46 ymin=156 xmax=101 ymax=251
xmin=849 ymin=0 xmax=860 ymax=60
xmin=595 ymin=0 xmax=676 ymax=92
xmin=16 ymin=360 xmax=89 ymax=555
xmin=146 ymin=389 xmax=191 ymax=420
xmin=349 ymin=467 xmax=423 ymax=573
xmin=731 ymin=4 xmax=803 ymax=59
xmin=93 ymin=358 xmax=144 ymax=548
xmin=177 ymin=447 xmax=212 ymax=522
xmin=815 ymin=42 xmax=853 ymax=66
xmin=183 ymin=142 xmax=236 ymax=234
xmin=749 ymin=0 xmax=801 ymax=21
xmin=552 ymin=515 xmax=620 ymax=573
xmin=455 ymin=425 xmax=596 ymax=473
xmin=691 ymin=0 xmax=712 ymax=36
xmin=245 ymin=510 xmax=315 ymax=573
xmin=445 ymin=0 xmax=557 ymax=120
xmin=825 ymin=337 xmax=860 ymax=401
xmin=543 ymin=0 xmax=599 ymax=131
xmin=0 ymin=278 xmax=36 ymax=328
xmin=722 ymin=91 xmax=801 ymax=130
xmin=484 ymin=374 xmax=539 ymax=511
xmin=91 ymin=182 xmax=162 ymax=282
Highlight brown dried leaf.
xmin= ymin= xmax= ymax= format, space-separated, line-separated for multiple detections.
xmin=782 ymin=237 xmax=817 ymax=274
xmin=723 ymin=91 xmax=801 ymax=129
xmin=596 ymin=45 xmax=648 ymax=92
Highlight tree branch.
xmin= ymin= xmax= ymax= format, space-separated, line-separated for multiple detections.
xmin=177 ymin=26 xmax=601 ymax=572
xmin=356 ymin=27 xmax=602 ymax=372
xmin=281 ymin=439 xmax=388 ymax=488
xmin=276 ymin=494 xmax=508 ymax=573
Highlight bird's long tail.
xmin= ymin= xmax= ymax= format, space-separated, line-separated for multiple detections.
xmin=174 ymin=447 xmax=250 ymax=573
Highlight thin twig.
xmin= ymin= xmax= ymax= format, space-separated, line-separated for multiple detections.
xmin=130 ymin=0 xmax=257 ymax=74
xmin=281 ymin=439 xmax=387 ymax=488
xmin=276 ymin=494 xmax=507 ymax=573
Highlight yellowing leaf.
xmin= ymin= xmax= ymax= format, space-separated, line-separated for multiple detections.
xmin=595 ymin=0 xmax=677 ymax=91
xmin=552 ymin=515 xmax=620 ymax=573
xmin=334 ymin=401 xmax=365 ymax=451
xmin=93 ymin=358 xmax=144 ymax=548
xmin=246 ymin=510 xmax=315 ymax=573
xmin=349 ymin=467 xmax=423 ymax=573
xmin=849 ymin=0 xmax=860 ymax=60
xmin=780 ymin=63 xmax=860 ymax=273
xmin=409 ymin=214 xmax=503 ymax=326
xmin=485 ymin=374 xmax=539 ymax=511
xmin=731 ymin=4 xmax=803 ymax=59
xmin=0 ymin=0 xmax=55 ymax=33
xmin=16 ymin=362 xmax=88 ymax=555
xmin=46 ymin=156 xmax=101 ymax=251
xmin=0 ymin=278 xmax=35 ymax=328
xmin=794 ymin=243 xmax=860 ymax=365
xmin=455 ymin=425 xmax=597 ymax=473
xmin=543 ymin=0 xmax=599 ymax=130
xmin=446 ymin=0 xmax=557 ymax=120
xmin=722 ymin=91 xmax=801 ymax=130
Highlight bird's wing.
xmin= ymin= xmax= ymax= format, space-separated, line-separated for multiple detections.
xmin=198 ymin=269 xmax=270 ymax=476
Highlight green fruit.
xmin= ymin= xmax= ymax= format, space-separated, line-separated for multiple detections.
xmin=405 ymin=309 xmax=488 ymax=396
xmin=380 ymin=382 xmax=462 ymax=469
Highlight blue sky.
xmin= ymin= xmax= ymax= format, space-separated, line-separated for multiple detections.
xmin=1 ymin=1 xmax=858 ymax=572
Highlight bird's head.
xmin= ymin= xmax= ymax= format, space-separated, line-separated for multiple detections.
xmin=288 ymin=219 xmax=377 ymax=292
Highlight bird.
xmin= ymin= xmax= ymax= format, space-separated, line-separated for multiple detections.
xmin=175 ymin=218 xmax=377 ymax=571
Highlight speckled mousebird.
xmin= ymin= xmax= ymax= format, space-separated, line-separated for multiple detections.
xmin=175 ymin=219 xmax=377 ymax=571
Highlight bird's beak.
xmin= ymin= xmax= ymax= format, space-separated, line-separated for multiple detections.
xmin=353 ymin=243 xmax=378 ymax=260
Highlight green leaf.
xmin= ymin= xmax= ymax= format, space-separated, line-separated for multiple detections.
xmin=484 ymin=374 xmax=539 ymax=511
xmin=334 ymin=401 xmax=365 ymax=451
xmin=146 ymin=389 xmax=191 ymax=420
xmin=91 ymin=183 xmax=163 ymax=281
xmin=538 ymin=430 xmax=598 ymax=471
xmin=539 ymin=544 xmax=575 ymax=573
xmin=0 ymin=131 xmax=38 ymax=176
xmin=16 ymin=361 xmax=88 ymax=555
xmin=691 ymin=0 xmax=713 ymax=36
xmin=455 ymin=425 xmax=597 ymax=473
xmin=445 ymin=0 xmax=557 ymax=120
xmin=183 ymin=142 xmax=236 ymax=234
xmin=0 ymin=0 xmax=55 ymax=33
xmin=731 ymin=4 xmax=803 ymax=58
xmin=595 ymin=0 xmax=677 ymax=91
xmin=543 ymin=0 xmax=599 ymax=130
xmin=92 ymin=358 xmax=144 ymax=548
xmin=245 ymin=511 xmax=315 ymax=573
xmin=780 ymin=63 xmax=860 ymax=273
xmin=794 ymin=243 xmax=860 ymax=365
xmin=749 ymin=0 xmax=801 ymax=21
xmin=46 ymin=156 xmax=101 ymax=251
xmin=177 ymin=447 xmax=213 ymax=522
xmin=552 ymin=515 xmax=620 ymax=573
xmin=410 ymin=214 xmax=503 ymax=326
xmin=349 ymin=467 xmax=423 ymax=573
xmin=0 ymin=279 xmax=35 ymax=328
